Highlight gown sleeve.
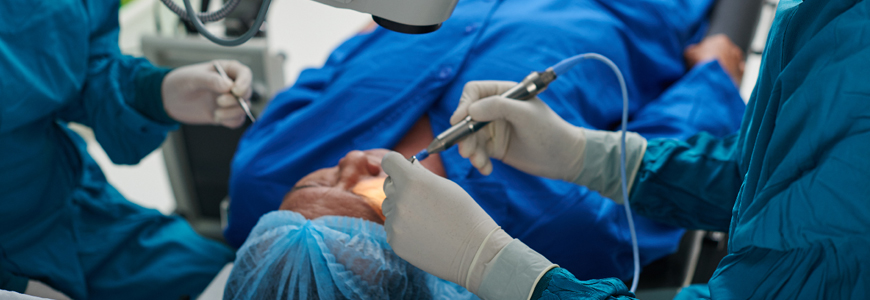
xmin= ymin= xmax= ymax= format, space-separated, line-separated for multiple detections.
xmin=627 ymin=131 xmax=742 ymax=232
xmin=530 ymin=268 xmax=637 ymax=300
xmin=619 ymin=60 xmax=745 ymax=232
xmin=0 ymin=263 xmax=27 ymax=294
xmin=58 ymin=0 xmax=176 ymax=165
xmin=526 ymin=141 xmax=743 ymax=299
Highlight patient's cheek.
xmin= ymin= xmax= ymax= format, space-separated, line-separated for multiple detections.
xmin=351 ymin=177 xmax=387 ymax=222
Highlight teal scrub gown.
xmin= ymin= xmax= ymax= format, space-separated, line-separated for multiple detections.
xmin=531 ymin=0 xmax=870 ymax=298
xmin=0 ymin=0 xmax=234 ymax=299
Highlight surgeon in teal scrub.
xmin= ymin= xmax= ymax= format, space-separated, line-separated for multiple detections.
xmin=0 ymin=0 xmax=251 ymax=299
xmin=381 ymin=0 xmax=870 ymax=299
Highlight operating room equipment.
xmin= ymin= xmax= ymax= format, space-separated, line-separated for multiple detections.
xmin=161 ymin=0 xmax=460 ymax=46
xmin=413 ymin=53 xmax=641 ymax=292
xmin=213 ymin=61 xmax=256 ymax=123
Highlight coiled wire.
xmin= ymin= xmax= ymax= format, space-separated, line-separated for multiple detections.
xmin=159 ymin=0 xmax=273 ymax=46
xmin=159 ymin=0 xmax=242 ymax=22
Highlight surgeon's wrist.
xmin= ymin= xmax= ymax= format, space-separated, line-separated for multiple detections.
xmin=571 ymin=129 xmax=647 ymax=204
xmin=625 ymin=138 xmax=647 ymax=199
xmin=477 ymin=239 xmax=558 ymax=300
xmin=556 ymin=125 xmax=591 ymax=183
xmin=131 ymin=65 xmax=176 ymax=125
xmin=466 ymin=227 xmax=513 ymax=294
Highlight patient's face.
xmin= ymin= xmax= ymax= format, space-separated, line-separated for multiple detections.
xmin=280 ymin=149 xmax=389 ymax=224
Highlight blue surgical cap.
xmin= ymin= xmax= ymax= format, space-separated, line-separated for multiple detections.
xmin=224 ymin=211 xmax=478 ymax=300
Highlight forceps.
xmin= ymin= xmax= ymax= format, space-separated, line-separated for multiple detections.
xmin=212 ymin=61 xmax=256 ymax=123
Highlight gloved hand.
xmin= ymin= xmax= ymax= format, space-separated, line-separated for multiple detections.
xmin=162 ymin=60 xmax=253 ymax=129
xmin=452 ymin=81 xmax=648 ymax=203
xmin=382 ymin=151 xmax=556 ymax=300
xmin=451 ymin=81 xmax=586 ymax=179
xmin=24 ymin=280 xmax=70 ymax=300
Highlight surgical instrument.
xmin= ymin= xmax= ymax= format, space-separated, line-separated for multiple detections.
xmin=409 ymin=69 xmax=557 ymax=162
xmin=213 ymin=61 xmax=256 ymax=123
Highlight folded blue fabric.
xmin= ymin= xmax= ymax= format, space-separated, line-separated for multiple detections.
xmin=225 ymin=211 xmax=478 ymax=300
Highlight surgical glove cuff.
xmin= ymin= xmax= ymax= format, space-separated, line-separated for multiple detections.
xmin=478 ymin=239 xmax=558 ymax=300
xmin=571 ymin=129 xmax=647 ymax=204
xmin=466 ymin=227 xmax=513 ymax=294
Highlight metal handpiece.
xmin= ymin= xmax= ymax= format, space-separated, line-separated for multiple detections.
xmin=421 ymin=69 xmax=557 ymax=159
xmin=212 ymin=62 xmax=256 ymax=123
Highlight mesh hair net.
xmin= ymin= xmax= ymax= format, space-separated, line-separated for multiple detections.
xmin=224 ymin=211 xmax=478 ymax=300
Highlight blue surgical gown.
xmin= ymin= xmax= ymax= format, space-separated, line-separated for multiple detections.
xmin=229 ymin=0 xmax=745 ymax=280
xmin=0 ymin=0 xmax=234 ymax=299
xmin=531 ymin=0 xmax=870 ymax=298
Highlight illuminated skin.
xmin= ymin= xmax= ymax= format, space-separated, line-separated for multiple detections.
xmin=280 ymin=149 xmax=389 ymax=224
xmin=684 ymin=34 xmax=745 ymax=85
xmin=280 ymin=115 xmax=447 ymax=224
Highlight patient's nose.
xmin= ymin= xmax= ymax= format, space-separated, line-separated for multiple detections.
xmin=337 ymin=151 xmax=382 ymax=188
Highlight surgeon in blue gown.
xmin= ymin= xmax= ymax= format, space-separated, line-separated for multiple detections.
xmin=381 ymin=0 xmax=870 ymax=299
xmin=229 ymin=0 xmax=747 ymax=282
xmin=0 ymin=0 xmax=252 ymax=299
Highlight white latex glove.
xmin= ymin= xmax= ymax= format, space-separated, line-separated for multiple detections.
xmin=162 ymin=60 xmax=253 ymax=129
xmin=451 ymin=81 xmax=587 ymax=179
xmin=382 ymin=152 xmax=556 ymax=299
xmin=452 ymin=81 xmax=648 ymax=203
xmin=24 ymin=280 xmax=70 ymax=300
xmin=381 ymin=151 xmax=512 ymax=294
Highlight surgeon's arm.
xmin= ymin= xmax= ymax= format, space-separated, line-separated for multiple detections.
xmin=620 ymin=38 xmax=745 ymax=231
xmin=57 ymin=0 xmax=177 ymax=165
xmin=628 ymin=133 xmax=742 ymax=231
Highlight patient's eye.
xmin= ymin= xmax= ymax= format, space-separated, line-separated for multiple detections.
xmin=289 ymin=184 xmax=317 ymax=193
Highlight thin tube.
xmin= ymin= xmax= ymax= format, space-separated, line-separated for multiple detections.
xmin=557 ymin=53 xmax=640 ymax=292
